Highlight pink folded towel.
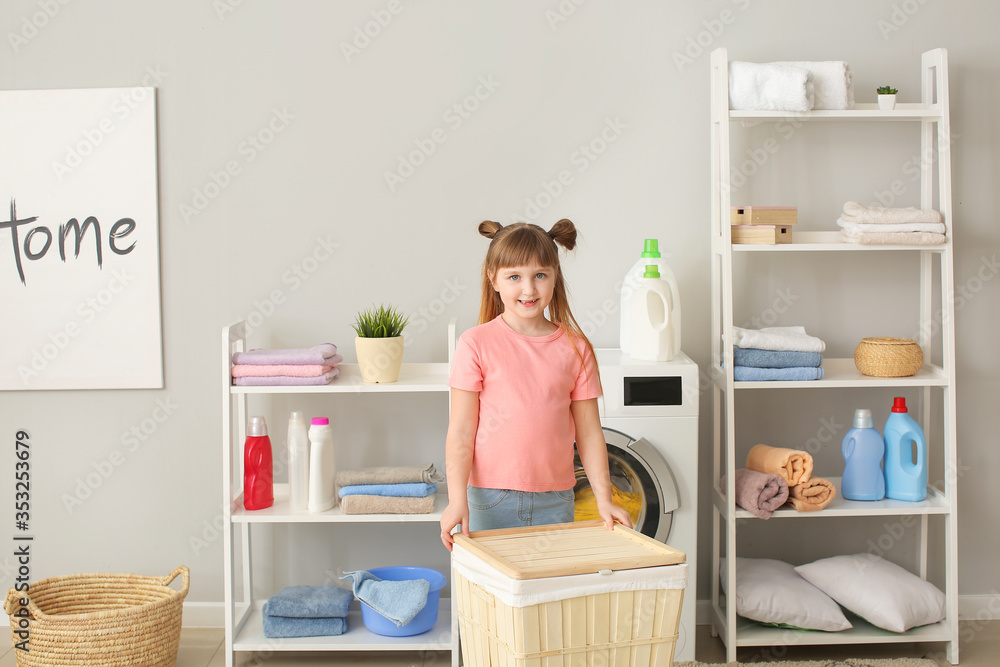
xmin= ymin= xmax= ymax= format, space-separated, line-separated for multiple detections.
xmin=232 ymin=368 xmax=341 ymax=386
xmin=231 ymin=361 xmax=341 ymax=378
xmin=232 ymin=344 xmax=339 ymax=366
xmin=722 ymin=469 xmax=790 ymax=519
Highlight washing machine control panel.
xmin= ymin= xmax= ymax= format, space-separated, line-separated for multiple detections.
xmin=595 ymin=349 xmax=699 ymax=419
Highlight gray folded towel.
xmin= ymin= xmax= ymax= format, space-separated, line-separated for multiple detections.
xmin=339 ymin=494 xmax=436 ymax=515
xmin=335 ymin=463 xmax=444 ymax=487
xmin=722 ymin=469 xmax=789 ymax=519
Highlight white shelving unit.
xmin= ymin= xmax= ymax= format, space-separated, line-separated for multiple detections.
xmin=709 ymin=48 xmax=958 ymax=663
xmin=221 ymin=320 xmax=459 ymax=666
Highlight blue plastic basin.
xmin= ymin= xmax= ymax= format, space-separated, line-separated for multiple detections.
xmin=359 ymin=566 xmax=447 ymax=637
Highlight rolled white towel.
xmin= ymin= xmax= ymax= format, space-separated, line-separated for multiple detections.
xmin=842 ymin=201 xmax=943 ymax=225
xmin=836 ymin=217 xmax=946 ymax=234
xmin=729 ymin=61 xmax=814 ymax=112
xmin=732 ymin=326 xmax=826 ymax=353
xmin=774 ymin=61 xmax=854 ymax=110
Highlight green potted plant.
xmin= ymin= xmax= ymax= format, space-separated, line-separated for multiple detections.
xmin=352 ymin=303 xmax=409 ymax=384
xmin=877 ymin=85 xmax=898 ymax=111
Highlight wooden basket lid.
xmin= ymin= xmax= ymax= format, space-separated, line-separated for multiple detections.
xmin=453 ymin=520 xmax=686 ymax=580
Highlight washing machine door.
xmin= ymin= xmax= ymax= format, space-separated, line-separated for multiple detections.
xmin=574 ymin=427 xmax=679 ymax=542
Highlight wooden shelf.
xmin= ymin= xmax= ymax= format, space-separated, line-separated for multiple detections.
xmin=729 ymin=102 xmax=942 ymax=121
xmin=232 ymin=485 xmax=447 ymax=523
xmin=230 ymin=363 xmax=450 ymax=394
xmin=722 ymin=230 xmax=948 ymax=252
xmin=732 ymin=359 xmax=948 ymax=389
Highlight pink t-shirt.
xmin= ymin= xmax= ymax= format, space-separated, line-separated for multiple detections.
xmin=448 ymin=316 xmax=602 ymax=492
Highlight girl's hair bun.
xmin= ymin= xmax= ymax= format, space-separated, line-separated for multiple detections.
xmin=548 ymin=218 xmax=577 ymax=250
xmin=479 ymin=220 xmax=503 ymax=239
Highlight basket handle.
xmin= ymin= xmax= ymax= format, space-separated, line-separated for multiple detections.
xmin=4 ymin=586 xmax=51 ymax=621
xmin=162 ymin=565 xmax=191 ymax=598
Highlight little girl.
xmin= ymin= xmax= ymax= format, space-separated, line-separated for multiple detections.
xmin=440 ymin=218 xmax=633 ymax=550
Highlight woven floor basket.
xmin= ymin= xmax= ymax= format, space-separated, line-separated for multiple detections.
xmin=854 ymin=337 xmax=923 ymax=377
xmin=4 ymin=566 xmax=188 ymax=667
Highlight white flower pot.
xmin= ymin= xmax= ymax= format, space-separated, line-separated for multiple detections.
xmin=878 ymin=94 xmax=897 ymax=111
xmin=355 ymin=336 xmax=404 ymax=384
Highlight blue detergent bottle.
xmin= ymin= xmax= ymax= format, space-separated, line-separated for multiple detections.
xmin=841 ymin=408 xmax=886 ymax=501
xmin=883 ymin=397 xmax=928 ymax=502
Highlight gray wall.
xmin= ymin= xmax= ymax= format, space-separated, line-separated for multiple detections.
xmin=1 ymin=0 xmax=997 ymax=616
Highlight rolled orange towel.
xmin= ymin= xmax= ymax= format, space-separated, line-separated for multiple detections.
xmin=746 ymin=444 xmax=814 ymax=486
xmin=787 ymin=477 xmax=836 ymax=511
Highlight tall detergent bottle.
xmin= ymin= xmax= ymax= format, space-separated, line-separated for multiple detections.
xmin=620 ymin=239 xmax=681 ymax=357
xmin=629 ymin=265 xmax=673 ymax=361
xmin=286 ymin=411 xmax=310 ymax=511
xmin=308 ymin=418 xmax=337 ymax=513
xmin=243 ymin=416 xmax=273 ymax=511
xmin=883 ymin=397 xmax=927 ymax=501
xmin=841 ymin=408 xmax=885 ymax=501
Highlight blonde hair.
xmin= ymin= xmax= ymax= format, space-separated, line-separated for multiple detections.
xmin=477 ymin=219 xmax=599 ymax=382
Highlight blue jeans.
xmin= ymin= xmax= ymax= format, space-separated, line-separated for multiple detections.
xmin=467 ymin=485 xmax=575 ymax=531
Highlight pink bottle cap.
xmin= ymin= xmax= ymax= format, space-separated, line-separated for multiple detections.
xmin=311 ymin=418 xmax=330 ymax=425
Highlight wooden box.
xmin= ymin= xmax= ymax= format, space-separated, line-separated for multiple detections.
xmin=730 ymin=206 xmax=797 ymax=226
xmin=453 ymin=521 xmax=687 ymax=667
xmin=731 ymin=224 xmax=793 ymax=245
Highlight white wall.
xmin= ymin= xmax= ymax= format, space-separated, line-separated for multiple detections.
xmin=1 ymin=0 xmax=997 ymax=616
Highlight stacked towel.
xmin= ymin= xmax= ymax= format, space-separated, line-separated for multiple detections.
xmin=729 ymin=60 xmax=853 ymax=111
xmin=839 ymin=202 xmax=947 ymax=246
xmin=335 ymin=465 xmax=442 ymax=515
xmin=721 ymin=469 xmax=789 ymax=519
xmin=732 ymin=326 xmax=825 ymax=381
xmin=262 ymin=585 xmax=352 ymax=638
xmin=746 ymin=444 xmax=836 ymax=512
xmin=231 ymin=344 xmax=343 ymax=386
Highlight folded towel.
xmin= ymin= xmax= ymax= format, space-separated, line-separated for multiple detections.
xmin=836 ymin=217 xmax=946 ymax=234
xmin=786 ymin=476 xmax=837 ymax=512
xmin=339 ymin=494 xmax=436 ymax=515
xmin=338 ymin=482 xmax=437 ymax=499
xmin=747 ymin=444 xmax=813 ymax=487
xmin=733 ymin=347 xmax=823 ymax=369
xmin=262 ymin=603 xmax=347 ymax=638
xmin=774 ymin=60 xmax=854 ymax=110
xmin=265 ymin=585 xmax=353 ymax=618
xmin=729 ymin=61 xmax=814 ymax=111
xmin=734 ymin=365 xmax=825 ymax=381
xmin=732 ymin=326 xmax=826 ymax=353
xmin=840 ymin=230 xmax=947 ymax=246
xmin=335 ymin=463 xmax=444 ymax=487
xmin=231 ymin=362 xmax=340 ymax=378
xmin=340 ymin=570 xmax=429 ymax=628
xmin=722 ymin=469 xmax=789 ymax=519
xmin=841 ymin=201 xmax=943 ymax=225
xmin=232 ymin=367 xmax=341 ymax=386
xmin=232 ymin=344 xmax=339 ymax=366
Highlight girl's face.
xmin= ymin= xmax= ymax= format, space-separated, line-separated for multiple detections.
xmin=490 ymin=259 xmax=556 ymax=332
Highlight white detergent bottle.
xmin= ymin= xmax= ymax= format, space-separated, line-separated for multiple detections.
xmin=629 ymin=265 xmax=674 ymax=361
xmin=307 ymin=417 xmax=337 ymax=513
xmin=286 ymin=411 xmax=310 ymax=511
xmin=620 ymin=239 xmax=681 ymax=357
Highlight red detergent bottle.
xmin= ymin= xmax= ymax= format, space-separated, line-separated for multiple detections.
xmin=244 ymin=416 xmax=274 ymax=510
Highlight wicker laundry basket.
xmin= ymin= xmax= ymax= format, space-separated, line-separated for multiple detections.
xmin=854 ymin=337 xmax=923 ymax=377
xmin=453 ymin=521 xmax=687 ymax=667
xmin=4 ymin=565 xmax=189 ymax=667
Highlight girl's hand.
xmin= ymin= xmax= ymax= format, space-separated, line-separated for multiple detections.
xmin=599 ymin=502 xmax=634 ymax=531
xmin=440 ymin=500 xmax=470 ymax=551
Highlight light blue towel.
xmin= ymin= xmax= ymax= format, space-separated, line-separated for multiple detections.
xmin=341 ymin=570 xmax=429 ymax=627
xmin=733 ymin=347 xmax=823 ymax=369
xmin=262 ymin=602 xmax=347 ymax=638
xmin=338 ymin=482 xmax=437 ymax=499
xmin=266 ymin=585 xmax=352 ymax=618
xmin=734 ymin=366 xmax=825 ymax=381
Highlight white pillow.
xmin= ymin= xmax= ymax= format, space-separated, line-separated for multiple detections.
xmin=795 ymin=554 xmax=945 ymax=633
xmin=721 ymin=557 xmax=852 ymax=631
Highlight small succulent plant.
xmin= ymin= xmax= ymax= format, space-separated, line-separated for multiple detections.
xmin=876 ymin=85 xmax=898 ymax=95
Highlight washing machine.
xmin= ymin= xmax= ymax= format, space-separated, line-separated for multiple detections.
xmin=574 ymin=348 xmax=699 ymax=662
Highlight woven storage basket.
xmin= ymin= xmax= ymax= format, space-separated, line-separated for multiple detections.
xmin=4 ymin=566 xmax=188 ymax=667
xmin=854 ymin=337 xmax=923 ymax=377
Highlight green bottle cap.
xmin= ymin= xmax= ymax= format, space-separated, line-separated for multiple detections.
xmin=641 ymin=239 xmax=660 ymax=258
xmin=642 ymin=264 xmax=660 ymax=279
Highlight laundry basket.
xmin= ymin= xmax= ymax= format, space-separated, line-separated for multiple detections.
xmin=4 ymin=565 xmax=189 ymax=667
xmin=453 ymin=521 xmax=686 ymax=667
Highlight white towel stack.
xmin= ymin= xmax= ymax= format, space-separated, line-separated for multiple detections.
xmin=838 ymin=202 xmax=947 ymax=246
xmin=729 ymin=60 xmax=853 ymax=111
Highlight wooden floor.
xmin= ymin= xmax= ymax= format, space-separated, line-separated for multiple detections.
xmin=1 ymin=621 xmax=996 ymax=665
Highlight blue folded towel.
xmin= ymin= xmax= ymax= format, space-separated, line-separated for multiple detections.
xmin=733 ymin=347 xmax=823 ymax=368
xmin=338 ymin=482 xmax=437 ymax=499
xmin=265 ymin=585 xmax=353 ymax=618
xmin=341 ymin=570 xmax=430 ymax=627
xmin=262 ymin=603 xmax=347 ymax=638
xmin=734 ymin=366 xmax=825 ymax=381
